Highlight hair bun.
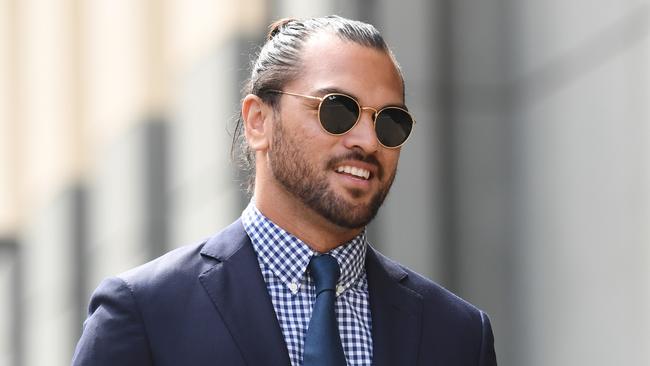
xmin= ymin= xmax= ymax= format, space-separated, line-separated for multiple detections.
xmin=267 ymin=17 xmax=297 ymax=40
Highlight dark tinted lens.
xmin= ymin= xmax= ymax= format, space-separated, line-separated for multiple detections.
xmin=375 ymin=108 xmax=413 ymax=147
xmin=319 ymin=94 xmax=359 ymax=134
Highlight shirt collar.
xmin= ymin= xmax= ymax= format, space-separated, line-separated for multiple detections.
xmin=241 ymin=200 xmax=367 ymax=295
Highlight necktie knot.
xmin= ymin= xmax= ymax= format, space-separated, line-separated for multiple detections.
xmin=309 ymin=254 xmax=340 ymax=295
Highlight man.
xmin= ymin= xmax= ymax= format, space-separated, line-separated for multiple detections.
xmin=73 ymin=15 xmax=497 ymax=366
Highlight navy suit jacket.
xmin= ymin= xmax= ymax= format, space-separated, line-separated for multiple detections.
xmin=72 ymin=219 xmax=497 ymax=365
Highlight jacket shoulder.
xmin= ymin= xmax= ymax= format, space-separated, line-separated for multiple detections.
xmin=367 ymin=246 xmax=489 ymax=327
xmin=117 ymin=219 xmax=247 ymax=290
xmin=366 ymin=247 xmax=497 ymax=365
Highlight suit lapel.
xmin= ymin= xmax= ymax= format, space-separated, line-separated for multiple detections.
xmin=198 ymin=220 xmax=290 ymax=366
xmin=366 ymin=247 xmax=423 ymax=366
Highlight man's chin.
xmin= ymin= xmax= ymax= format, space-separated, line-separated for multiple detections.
xmin=333 ymin=179 xmax=377 ymax=200
xmin=324 ymin=212 xmax=374 ymax=230
xmin=345 ymin=187 xmax=368 ymax=200
xmin=318 ymin=197 xmax=379 ymax=229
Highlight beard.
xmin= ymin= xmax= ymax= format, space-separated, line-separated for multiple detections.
xmin=268 ymin=117 xmax=397 ymax=229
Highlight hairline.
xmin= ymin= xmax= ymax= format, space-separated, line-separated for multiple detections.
xmin=267 ymin=30 xmax=406 ymax=107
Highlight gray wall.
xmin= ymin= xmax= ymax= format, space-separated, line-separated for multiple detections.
xmin=440 ymin=1 xmax=650 ymax=365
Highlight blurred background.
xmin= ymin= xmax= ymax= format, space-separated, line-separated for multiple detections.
xmin=1 ymin=0 xmax=649 ymax=365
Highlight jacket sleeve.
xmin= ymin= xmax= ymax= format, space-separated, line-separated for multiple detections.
xmin=479 ymin=311 xmax=498 ymax=366
xmin=71 ymin=277 xmax=153 ymax=366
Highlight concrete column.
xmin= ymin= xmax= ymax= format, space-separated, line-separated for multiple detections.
xmin=439 ymin=2 xmax=517 ymax=363
xmin=369 ymin=0 xmax=443 ymax=282
xmin=87 ymin=121 xmax=168 ymax=291
xmin=167 ymin=40 xmax=244 ymax=246
xmin=20 ymin=191 xmax=83 ymax=366
xmin=445 ymin=0 xmax=650 ymax=365
xmin=0 ymin=239 xmax=22 ymax=366
xmin=510 ymin=2 xmax=650 ymax=365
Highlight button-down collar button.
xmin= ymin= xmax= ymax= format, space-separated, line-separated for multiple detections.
xmin=336 ymin=284 xmax=345 ymax=296
xmin=288 ymin=282 xmax=299 ymax=293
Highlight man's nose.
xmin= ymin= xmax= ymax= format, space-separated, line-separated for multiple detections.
xmin=340 ymin=109 xmax=379 ymax=153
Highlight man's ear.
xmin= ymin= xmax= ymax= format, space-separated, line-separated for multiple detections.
xmin=242 ymin=94 xmax=273 ymax=151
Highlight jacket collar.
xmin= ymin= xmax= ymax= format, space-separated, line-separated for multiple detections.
xmin=198 ymin=219 xmax=291 ymax=365
xmin=366 ymin=247 xmax=423 ymax=365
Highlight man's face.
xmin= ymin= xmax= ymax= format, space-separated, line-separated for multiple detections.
xmin=267 ymin=34 xmax=404 ymax=229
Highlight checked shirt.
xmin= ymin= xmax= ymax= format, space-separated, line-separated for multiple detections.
xmin=242 ymin=202 xmax=373 ymax=366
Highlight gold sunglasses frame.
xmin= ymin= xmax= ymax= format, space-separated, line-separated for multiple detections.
xmin=267 ymin=90 xmax=416 ymax=149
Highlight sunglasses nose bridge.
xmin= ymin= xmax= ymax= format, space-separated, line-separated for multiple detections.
xmin=360 ymin=106 xmax=379 ymax=122
xmin=339 ymin=105 xmax=379 ymax=153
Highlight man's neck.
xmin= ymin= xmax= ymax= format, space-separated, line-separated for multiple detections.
xmin=254 ymin=185 xmax=363 ymax=253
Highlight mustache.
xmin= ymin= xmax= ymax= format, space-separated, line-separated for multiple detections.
xmin=326 ymin=151 xmax=383 ymax=178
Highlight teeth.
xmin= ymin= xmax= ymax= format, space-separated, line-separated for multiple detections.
xmin=335 ymin=165 xmax=370 ymax=180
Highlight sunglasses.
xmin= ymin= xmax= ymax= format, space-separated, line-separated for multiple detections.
xmin=268 ymin=90 xmax=415 ymax=148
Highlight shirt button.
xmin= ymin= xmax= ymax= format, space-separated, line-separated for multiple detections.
xmin=288 ymin=283 xmax=299 ymax=293
xmin=336 ymin=285 xmax=344 ymax=296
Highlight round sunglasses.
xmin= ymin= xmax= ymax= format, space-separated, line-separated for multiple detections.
xmin=268 ymin=90 xmax=415 ymax=148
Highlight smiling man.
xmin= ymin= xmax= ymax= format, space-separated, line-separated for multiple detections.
xmin=73 ymin=16 xmax=497 ymax=366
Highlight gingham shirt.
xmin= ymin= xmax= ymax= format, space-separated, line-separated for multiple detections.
xmin=242 ymin=202 xmax=373 ymax=366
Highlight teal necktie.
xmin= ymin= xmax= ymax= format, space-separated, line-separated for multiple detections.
xmin=302 ymin=254 xmax=347 ymax=365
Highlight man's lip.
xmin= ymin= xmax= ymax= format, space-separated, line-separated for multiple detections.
xmin=326 ymin=151 xmax=383 ymax=180
xmin=333 ymin=161 xmax=377 ymax=180
xmin=335 ymin=165 xmax=370 ymax=180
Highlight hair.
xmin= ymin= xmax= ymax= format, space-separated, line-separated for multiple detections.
xmin=232 ymin=15 xmax=404 ymax=193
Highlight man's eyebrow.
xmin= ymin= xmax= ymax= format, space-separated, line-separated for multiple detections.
xmin=313 ymin=87 xmax=351 ymax=97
